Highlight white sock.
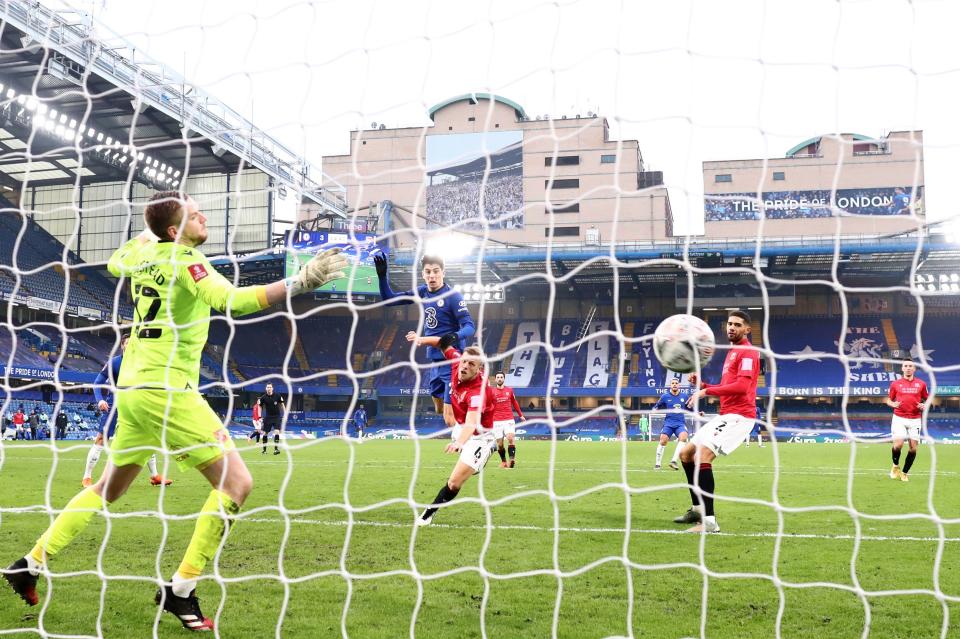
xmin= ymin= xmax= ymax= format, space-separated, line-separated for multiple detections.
xmin=671 ymin=441 xmax=684 ymax=462
xmin=24 ymin=553 xmax=42 ymax=575
xmin=655 ymin=444 xmax=665 ymax=466
xmin=147 ymin=454 xmax=159 ymax=477
xmin=757 ymin=435 xmax=763 ymax=445
xmin=171 ymin=572 xmax=196 ymax=598
xmin=83 ymin=444 xmax=103 ymax=480
xmin=704 ymin=515 xmax=717 ymax=527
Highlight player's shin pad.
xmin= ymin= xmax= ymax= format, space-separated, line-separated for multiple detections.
xmin=32 ymin=488 xmax=105 ymax=563
xmin=177 ymin=490 xmax=240 ymax=579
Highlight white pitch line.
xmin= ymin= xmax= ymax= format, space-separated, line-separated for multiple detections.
xmin=246 ymin=516 xmax=960 ymax=544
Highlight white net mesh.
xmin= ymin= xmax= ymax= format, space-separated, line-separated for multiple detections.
xmin=0 ymin=1 xmax=957 ymax=637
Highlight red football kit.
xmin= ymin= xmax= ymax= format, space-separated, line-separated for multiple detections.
xmin=444 ymin=347 xmax=496 ymax=433
xmin=703 ymin=339 xmax=760 ymax=419
xmin=490 ymin=386 xmax=524 ymax=421
xmin=252 ymin=403 xmax=261 ymax=422
xmin=889 ymin=377 xmax=928 ymax=419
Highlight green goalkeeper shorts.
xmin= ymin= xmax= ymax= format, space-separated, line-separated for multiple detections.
xmin=110 ymin=388 xmax=235 ymax=472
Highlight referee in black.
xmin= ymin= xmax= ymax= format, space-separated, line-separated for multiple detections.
xmin=257 ymin=383 xmax=286 ymax=455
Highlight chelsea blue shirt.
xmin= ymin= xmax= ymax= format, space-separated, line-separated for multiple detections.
xmin=653 ymin=390 xmax=691 ymax=428
xmin=93 ymin=355 xmax=123 ymax=406
xmin=378 ymin=280 xmax=476 ymax=361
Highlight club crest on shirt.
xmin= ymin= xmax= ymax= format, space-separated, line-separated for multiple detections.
xmin=437 ymin=299 xmax=444 ymax=307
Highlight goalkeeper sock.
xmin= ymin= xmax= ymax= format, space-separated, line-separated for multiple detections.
xmin=421 ymin=483 xmax=460 ymax=521
xmin=697 ymin=463 xmax=715 ymax=517
xmin=83 ymin=444 xmax=103 ymax=480
xmin=655 ymin=444 xmax=666 ymax=466
xmin=892 ymin=447 xmax=902 ymax=466
xmin=508 ymin=445 xmax=516 ymax=461
xmin=497 ymin=445 xmax=506 ymax=463
xmin=146 ymin=454 xmax=159 ymax=477
xmin=174 ymin=490 xmax=240 ymax=597
xmin=902 ymin=450 xmax=917 ymax=474
xmin=31 ymin=487 xmax=106 ymax=564
xmin=274 ymin=433 xmax=280 ymax=451
xmin=682 ymin=461 xmax=698 ymax=506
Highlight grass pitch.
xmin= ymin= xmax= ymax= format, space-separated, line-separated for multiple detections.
xmin=1 ymin=439 xmax=959 ymax=638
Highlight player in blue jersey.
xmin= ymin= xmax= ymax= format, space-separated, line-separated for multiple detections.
xmin=374 ymin=252 xmax=476 ymax=431
xmin=81 ymin=334 xmax=172 ymax=488
xmin=891 ymin=187 xmax=911 ymax=215
xmin=652 ymin=378 xmax=694 ymax=470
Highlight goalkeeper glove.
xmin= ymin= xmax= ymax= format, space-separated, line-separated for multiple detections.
xmin=438 ymin=332 xmax=459 ymax=351
xmin=373 ymin=251 xmax=388 ymax=278
xmin=287 ymin=247 xmax=349 ymax=295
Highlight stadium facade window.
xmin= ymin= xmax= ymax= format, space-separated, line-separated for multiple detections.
xmin=715 ymin=174 xmax=732 ymax=183
xmin=545 ymin=178 xmax=579 ymax=189
xmin=545 ymin=155 xmax=580 ymax=167
xmin=600 ymin=154 xmax=616 ymax=164
xmin=545 ymin=226 xmax=580 ymax=237
xmin=773 ymin=171 xmax=785 ymax=181
xmin=547 ymin=202 xmax=580 ymax=214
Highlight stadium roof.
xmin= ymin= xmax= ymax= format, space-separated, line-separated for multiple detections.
xmin=785 ymin=133 xmax=873 ymax=157
xmin=426 ymin=140 xmax=522 ymax=178
xmin=0 ymin=1 xmax=344 ymax=214
xmin=427 ymin=93 xmax=527 ymax=121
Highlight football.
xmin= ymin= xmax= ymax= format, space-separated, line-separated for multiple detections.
xmin=653 ymin=314 xmax=716 ymax=373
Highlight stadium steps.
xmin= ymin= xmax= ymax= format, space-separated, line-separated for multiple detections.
xmin=881 ymin=318 xmax=900 ymax=371
xmin=229 ymin=359 xmax=246 ymax=382
xmin=379 ymin=324 xmax=399 ymax=353
xmin=496 ymin=322 xmax=515 ymax=370
xmin=285 ymin=322 xmax=312 ymax=371
xmin=751 ymin=318 xmax=766 ymax=387
xmin=621 ymin=322 xmax=634 ymax=387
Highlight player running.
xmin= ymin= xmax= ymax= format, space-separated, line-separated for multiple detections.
xmin=374 ymin=252 xmax=475 ymax=434
xmin=407 ymin=333 xmax=496 ymax=526
xmin=652 ymin=378 xmax=693 ymax=470
xmin=672 ymin=310 xmax=760 ymax=533
xmin=257 ymin=383 xmax=285 ymax=455
xmin=82 ymin=333 xmax=172 ymax=488
xmin=490 ymin=371 xmax=526 ymax=468
xmin=3 ymin=191 xmax=347 ymax=631
xmin=885 ymin=359 xmax=928 ymax=482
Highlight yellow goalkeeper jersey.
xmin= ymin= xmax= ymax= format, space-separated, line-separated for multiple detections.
xmin=107 ymin=238 xmax=268 ymax=390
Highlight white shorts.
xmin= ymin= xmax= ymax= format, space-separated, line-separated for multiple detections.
xmin=253 ymin=419 xmax=263 ymax=430
xmin=690 ymin=414 xmax=756 ymax=456
xmin=492 ymin=419 xmax=516 ymax=440
xmin=458 ymin=431 xmax=496 ymax=474
xmin=891 ymin=415 xmax=922 ymax=441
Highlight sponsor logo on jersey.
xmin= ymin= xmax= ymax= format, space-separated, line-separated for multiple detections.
xmin=188 ymin=263 xmax=208 ymax=282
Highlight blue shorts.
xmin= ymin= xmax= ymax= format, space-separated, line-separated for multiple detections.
xmin=750 ymin=422 xmax=762 ymax=436
xmin=100 ymin=410 xmax=118 ymax=440
xmin=660 ymin=423 xmax=687 ymax=439
xmin=429 ymin=360 xmax=452 ymax=404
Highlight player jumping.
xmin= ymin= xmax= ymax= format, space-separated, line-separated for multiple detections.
xmin=652 ymin=377 xmax=693 ymax=470
xmin=490 ymin=371 xmax=526 ymax=468
xmin=83 ymin=333 xmax=172 ymax=488
xmin=885 ymin=359 xmax=928 ymax=482
xmin=407 ymin=333 xmax=496 ymax=526
xmin=3 ymin=191 xmax=347 ymax=631
xmin=673 ymin=310 xmax=760 ymax=533
xmin=374 ymin=252 xmax=475 ymax=434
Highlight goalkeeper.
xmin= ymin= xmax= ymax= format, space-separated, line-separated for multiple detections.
xmin=3 ymin=192 xmax=347 ymax=632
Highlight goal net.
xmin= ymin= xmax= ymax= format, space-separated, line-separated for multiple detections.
xmin=0 ymin=1 xmax=956 ymax=638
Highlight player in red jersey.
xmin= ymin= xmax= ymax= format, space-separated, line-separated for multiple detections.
xmin=406 ymin=332 xmax=496 ymax=526
xmin=490 ymin=371 xmax=526 ymax=468
xmin=884 ymin=360 xmax=929 ymax=482
xmin=673 ymin=310 xmax=761 ymax=533
xmin=247 ymin=400 xmax=263 ymax=443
